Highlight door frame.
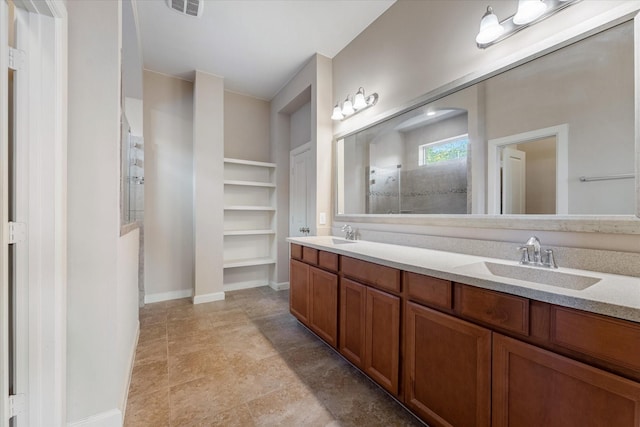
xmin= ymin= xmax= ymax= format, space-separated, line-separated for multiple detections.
xmin=487 ymin=124 xmax=568 ymax=215
xmin=289 ymin=142 xmax=312 ymax=236
xmin=0 ymin=1 xmax=67 ymax=426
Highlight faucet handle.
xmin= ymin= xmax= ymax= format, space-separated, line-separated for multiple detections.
xmin=544 ymin=249 xmax=558 ymax=269
xmin=517 ymin=246 xmax=530 ymax=264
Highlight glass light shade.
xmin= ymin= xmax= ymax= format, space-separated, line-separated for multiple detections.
xmin=475 ymin=7 xmax=505 ymax=45
xmin=513 ymin=0 xmax=547 ymax=25
xmin=341 ymin=97 xmax=355 ymax=116
xmin=331 ymin=104 xmax=344 ymax=121
xmin=353 ymin=88 xmax=367 ymax=110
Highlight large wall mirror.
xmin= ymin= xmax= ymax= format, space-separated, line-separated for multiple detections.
xmin=335 ymin=10 xmax=640 ymax=233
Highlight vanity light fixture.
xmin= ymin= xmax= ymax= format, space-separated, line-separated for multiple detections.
xmin=476 ymin=0 xmax=581 ymax=49
xmin=331 ymin=87 xmax=379 ymax=121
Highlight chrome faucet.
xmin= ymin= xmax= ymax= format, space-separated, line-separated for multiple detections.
xmin=518 ymin=236 xmax=558 ymax=268
xmin=341 ymin=224 xmax=356 ymax=240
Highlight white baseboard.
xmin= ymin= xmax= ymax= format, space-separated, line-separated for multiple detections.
xmin=223 ymin=280 xmax=269 ymax=292
xmin=67 ymin=409 xmax=122 ymax=427
xmin=193 ymin=291 xmax=225 ymax=304
xmin=121 ymin=321 xmax=140 ymax=420
xmin=144 ymin=289 xmax=192 ymax=304
xmin=269 ymin=281 xmax=289 ymax=291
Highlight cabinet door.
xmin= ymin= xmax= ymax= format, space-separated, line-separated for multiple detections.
xmin=405 ymin=302 xmax=491 ymax=427
xmin=365 ymin=287 xmax=400 ymax=396
xmin=340 ymin=278 xmax=367 ymax=367
xmin=289 ymin=259 xmax=310 ymax=325
xmin=493 ymin=333 xmax=640 ymax=427
xmin=309 ymin=266 xmax=338 ymax=347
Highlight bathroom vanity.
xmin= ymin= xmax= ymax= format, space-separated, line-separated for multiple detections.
xmin=288 ymin=236 xmax=640 ymax=427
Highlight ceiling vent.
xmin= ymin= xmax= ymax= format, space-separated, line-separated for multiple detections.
xmin=167 ymin=0 xmax=203 ymax=17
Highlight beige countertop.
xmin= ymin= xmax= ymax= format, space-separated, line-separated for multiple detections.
xmin=287 ymin=236 xmax=640 ymax=323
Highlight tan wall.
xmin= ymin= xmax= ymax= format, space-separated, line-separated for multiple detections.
xmin=143 ymin=71 xmax=195 ymax=299
xmin=224 ymin=91 xmax=270 ymax=161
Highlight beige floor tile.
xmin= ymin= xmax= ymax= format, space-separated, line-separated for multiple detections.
xmin=168 ymin=348 xmax=229 ymax=386
xmin=229 ymin=354 xmax=301 ymax=402
xmin=128 ymin=360 xmax=168 ymax=397
xmin=124 ymin=389 xmax=170 ymax=427
xmin=209 ymin=307 xmax=251 ymax=328
xmin=167 ymin=330 xmax=221 ymax=357
xmin=134 ymin=337 xmax=167 ymax=367
xmin=169 ymin=372 xmax=246 ymax=425
xmin=247 ymin=383 xmax=336 ymax=426
xmin=167 ymin=316 xmax=214 ymax=340
xmin=139 ymin=311 xmax=167 ymax=328
xmin=137 ymin=322 xmax=166 ymax=346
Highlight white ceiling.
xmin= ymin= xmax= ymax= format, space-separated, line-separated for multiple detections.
xmin=135 ymin=0 xmax=395 ymax=100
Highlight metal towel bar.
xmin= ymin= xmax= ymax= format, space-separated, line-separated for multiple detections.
xmin=579 ymin=173 xmax=635 ymax=182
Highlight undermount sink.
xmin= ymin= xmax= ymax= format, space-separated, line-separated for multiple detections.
xmin=456 ymin=261 xmax=601 ymax=290
xmin=331 ymin=238 xmax=357 ymax=245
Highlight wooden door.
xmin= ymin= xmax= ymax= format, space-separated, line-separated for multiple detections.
xmin=405 ymin=302 xmax=491 ymax=427
xmin=289 ymin=259 xmax=310 ymax=325
xmin=493 ymin=333 xmax=640 ymax=427
xmin=309 ymin=266 xmax=338 ymax=347
xmin=340 ymin=278 xmax=367 ymax=367
xmin=365 ymin=287 xmax=400 ymax=395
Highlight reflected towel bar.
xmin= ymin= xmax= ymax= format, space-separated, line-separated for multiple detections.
xmin=579 ymin=173 xmax=635 ymax=182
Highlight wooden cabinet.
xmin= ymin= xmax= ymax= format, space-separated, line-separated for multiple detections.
xmin=290 ymin=258 xmax=338 ymax=347
xmin=290 ymin=244 xmax=640 ymax=427
xmin=289 ymin=259 xmax=310 ymax=325
xmin=309 ymin=266 xmax=338 ymax=347
xmin=339 ymin=278 xmax=400 ymax=395
xmin=340 ymin=278 xmax=367 ymax=366
xmin=493 ymin=333 xmax=640 ymax=427
xmin=405 ymin=302 xmax=491 ymax=427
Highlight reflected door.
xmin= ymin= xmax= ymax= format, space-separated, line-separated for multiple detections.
xmin=502 ymin=147 xmax=526 ymax=214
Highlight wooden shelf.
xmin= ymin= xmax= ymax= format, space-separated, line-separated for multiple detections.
xmin=224 ymin=158 xmax=276 ymax=168
xmin=223 ymin=229 xmax=275 ymax=236
xmin=223 ymin=257 xmax=276 ymax=268
xmin=224 ymin=180 xmax=275 ymax=188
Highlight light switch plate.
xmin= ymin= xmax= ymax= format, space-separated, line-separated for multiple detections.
xmin=319 ymin=212 xmax=326 ymax=225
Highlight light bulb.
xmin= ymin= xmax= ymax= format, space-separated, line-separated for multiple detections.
xmin=341 ymin=96 xmax=355 ymax=116
xmin=331 ymin=104 xmax=344 ymax=121
xmin=353 ymin=88 xmax=367 ymax=110
xmin=476 ymin=6 xmax=505 ymax=45
xmin=513 ymin=0 xmax=547 ymax=25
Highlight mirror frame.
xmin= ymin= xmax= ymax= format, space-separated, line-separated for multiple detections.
xmin=334 ymin=4 xmax=640 ymax=234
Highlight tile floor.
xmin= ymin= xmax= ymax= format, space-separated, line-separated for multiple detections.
xmin=124 ymin=286 xmax=424 ymax=426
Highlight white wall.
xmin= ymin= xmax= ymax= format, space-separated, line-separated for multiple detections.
xmin=331 ymin=0 xmax=640 ymax=253
xmin=270 ymin=54 xmax=333 ymax=285
xmin=290 ymin=101 xmax=311 ymax=149
xmin=124 ymin=97 xmax=143 ymax=136
xmin=67 ymin=0 xmax=139 ymax=423
xmin=143 ymin=71 xmax=194 ymax=301
xmin=224 ymin=90 xmax=270 ymax=161
xmin=193 ymin=71 xmax=225 ymax=303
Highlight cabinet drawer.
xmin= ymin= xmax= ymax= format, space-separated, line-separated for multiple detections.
xmin=291 ymin=244 xmax=302 ymax=260
xmin=405 ymin=271 xmax=452 ymax=310
xmin=550 ymin=306 xmax=640 ymax=372
xmin=319 ymin=251 xmax=338 ymax=272
xmin=456 ymin=284 xmax=529 ymax=336
xmin=302 ymin=246 xmax=318 ymax=265
xmin=341 ymin=256 xmax=401 ymax=293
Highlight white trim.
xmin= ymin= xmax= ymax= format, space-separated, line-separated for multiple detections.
xmin=66 ymin=409 xmax=122 ymax=427
xmin=0 ymin=1 xmax=10 ymax=425
xmin=269 ymin=281 xmax=290 ymax=291
xmin=144 ymin=289 xmax=192 ymax=304
xmin=120 ymin=323 xmax=139 ymax=421
xmin=192 ymin=291 xmax=226 ymax=304
xmin=488 ymin=124 xmax=569 ymax=215
xmin=223 ymin=280 xmax=268 ymax=292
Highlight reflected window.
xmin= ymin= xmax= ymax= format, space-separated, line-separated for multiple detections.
xmin=419 ymin=134 xmax=469 ymax=166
